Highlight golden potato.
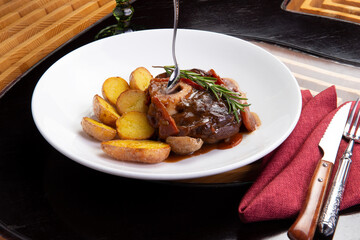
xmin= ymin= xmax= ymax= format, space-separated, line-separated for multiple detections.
xmin=93 ymin=94 xmax=120 ymax=127
xmin=116 ymin=111 xmax=154 ymax=140
xmin=116 ymin=89 xmax=148 ymax=114
xmin=129 ymin=67 xmax=153 ymax=91
xmin=102 ymin=77 xmax=130 ymax=105
xmin=81 ymin=117 xmax=117 ymax=141
xmin=166 ymin=136 xmax=203 ymax=155
xmin=101 ymin=140 xmax=171 ymax=163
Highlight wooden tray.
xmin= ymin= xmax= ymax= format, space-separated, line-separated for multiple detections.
xmin=0 ymin=0 xmax=115 ymax=95
xmin=286 ymin=0 xmax=360 ymax=23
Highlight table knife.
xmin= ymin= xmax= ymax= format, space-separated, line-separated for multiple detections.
xmin=288 ymin=102 xmax=352 ymax=240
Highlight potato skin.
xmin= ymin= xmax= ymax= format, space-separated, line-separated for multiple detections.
xmin=93 ymin=94 xmax=120 ymax=127
xmin=116 ymin=89 xmax=148 ymax=114
xmin=101 ymin=140 xmax=171 ymax=163
xmin=116 ymin=111 xmax=154 ymax=139
xmin=102 ymin=77 xmax=130 ymax=105
xmin=129 ymin=67 xmax=153 ymax=91
xmin=81 ymin=117 xmax=116 ymax=141
xmin=166 ymin=136 xmax=203 ymax=155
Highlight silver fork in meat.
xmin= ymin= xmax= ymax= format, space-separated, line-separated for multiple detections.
xmin=318 ymin=98 xmax=360 ymax=236
xmin=166 ymin=0 xmax=180 ymax=93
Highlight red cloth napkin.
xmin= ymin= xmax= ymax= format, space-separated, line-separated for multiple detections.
xmin=238 ymin=86 xmax=360 ymax=223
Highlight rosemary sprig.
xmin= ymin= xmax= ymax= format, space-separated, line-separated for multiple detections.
xmin=154 ymin=66 xmax=250 ymax=122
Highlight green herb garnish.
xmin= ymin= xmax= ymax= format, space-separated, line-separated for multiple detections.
xmin=155 ymin=66 xmax=250 ymax=123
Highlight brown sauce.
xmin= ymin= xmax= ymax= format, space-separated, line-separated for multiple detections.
xmin=217 ymin=133 xmax=243 ymax=149
xmin=164 ymin=112 xmax=260 ymax=163
xmin=165 ymin=133 xmax=243 ymax=163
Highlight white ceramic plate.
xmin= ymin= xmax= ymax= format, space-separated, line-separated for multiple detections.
xmin=32 ymin=29 xmax=301 ymax=181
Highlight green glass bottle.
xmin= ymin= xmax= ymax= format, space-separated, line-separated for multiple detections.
xmin=95 ymin=0 xmax=134 ymax=40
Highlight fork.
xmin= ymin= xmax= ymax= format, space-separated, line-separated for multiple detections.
xmin=318 ymin=98 xmax=360 ymax=236
xmin=166 ymin=0 xmax=180 ymax=93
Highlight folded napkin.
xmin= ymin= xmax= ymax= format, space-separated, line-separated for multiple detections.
xmin=239 ymin=86 xmax=360 ymax=223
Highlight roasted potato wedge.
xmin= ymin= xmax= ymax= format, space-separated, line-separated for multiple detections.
xmin=101 ymin=140 xmax=171 ymax=163
xmin=116 ymin=89 xmax=148 ymax=114
xmin=81 ymin=117 xmax=116 ymax=141
xmin=129 ymin=67 xmax=153 ymax=91
xmin=166 ymin=136 xmax=203 ymax=155
xmin=93 ymin=94 xmax=120 ymax=127
xmin=116 ymin=111 xmax=155 ymax=140
xmin=102 ymin=77 xmax=130 ymax=105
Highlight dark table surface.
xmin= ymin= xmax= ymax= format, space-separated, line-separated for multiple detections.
xmin=1 ymin=0 xmax=360 ymax=239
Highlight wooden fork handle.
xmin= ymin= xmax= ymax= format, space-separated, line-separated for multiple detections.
xmin=288 ymin=159 xmax=333 ymax=240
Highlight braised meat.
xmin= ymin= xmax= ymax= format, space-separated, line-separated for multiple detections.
xmin=147 ymin=69 xmax=251 ymax=144
xmin=171 ymin=88 xmax=241 ymax=143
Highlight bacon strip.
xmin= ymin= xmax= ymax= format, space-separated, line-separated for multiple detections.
xmin=208 ymin=69 xmax=225 ymax=85
xmin=180 ymin=78 xmax=205 ymax=90
xmin=151 ymin=96 xmax=180 ymax=139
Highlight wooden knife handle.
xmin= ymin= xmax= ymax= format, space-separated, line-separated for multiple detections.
xmin=288 ymin=159 xmax=333 ymax=240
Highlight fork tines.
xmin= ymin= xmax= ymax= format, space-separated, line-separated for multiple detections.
xmin=344 ymin=98 xmax=360 ymax=140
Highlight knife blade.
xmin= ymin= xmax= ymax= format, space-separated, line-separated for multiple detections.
xmin=288 ymin=102 xmax=352 ymax=240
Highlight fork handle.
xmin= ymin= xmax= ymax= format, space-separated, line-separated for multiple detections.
xmin=288 ymin=159 xmax=333 ymax=240
xmin=318 ymin=140 xmax=354 ymax=236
